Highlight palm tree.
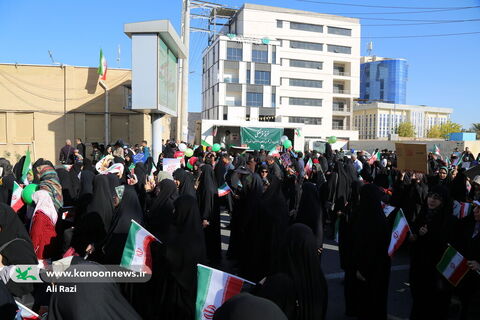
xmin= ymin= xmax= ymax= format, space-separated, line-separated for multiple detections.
xmin=471 ymin=123 xmax=480 ymax=139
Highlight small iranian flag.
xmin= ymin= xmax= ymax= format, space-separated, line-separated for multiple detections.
xmin=381 ymin=202 xmax=396 ymax=218
xmin=368 ymin=151 xmax=381 ymax=165
xmin=11 ymin=181 xmax=25 ymax=212
xmin=304 ymin=158 xmax=313 ymax=176
xmin=388 ymin=209 xmax=410 ymax=257
xmin=15 ymin=300 xmax=40 ymax=320
xmin=453 ymin=201 xmax=474 ymax=219
xmin=433 ymin=144 xmax=442 ymax=158
xmin=98 ymin=49 xmax=107 ymax=81
xmin=436 ymin=245 xmax=469 ymax=287
xmin=217 ymin=183 xmax=231 ymax=197
xmin=195 ymin=264 xmax=254 ymax=320
xmin=21 ymin=149 xmax=32 ymax=185
xmin=269 ymin=147 xmax=280 ymax=157
xmin=294 ymin=128 xmax=301 ymax=137
xmin=120 ymin=220 xmax=160 ymax=274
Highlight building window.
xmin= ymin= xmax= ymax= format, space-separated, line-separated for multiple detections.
xmin=289 ymin=97 xmax=322 ymax=106
xmin=272 ymin=93 xmax=276 ymax=107
xmin=252 ymin=44 xmax=268 ymax=63
xmin=327 ymin=44 xmax=351 ymax=54
xmin=290 ymin=41 xmax=323 ymax=51
xmin=289 ymin=78 xmax=323 ymax=88
xmin=255 ymin=70 xmax=271 ymax=85
xmin=227 ymin=47 xmax=242 ymax=61
xmin=289 ymin=116 xmax=322 ymax=125
xmin=327 ymin=26 xmax=352 ymax=36
xmin=272 ymin=46 xmax=276 ymax=64
xmin=247 ymin=92 xmax=263 ymax=107
xmin=289 ymin=59 xmax=323 ymax=69
xmin=277 ymin=20 xmax=283 ymax=28
xmin=290 ymin=22 xmax=323 ymax=33
xmin=246 ymin=69 xmax=251 ymax=83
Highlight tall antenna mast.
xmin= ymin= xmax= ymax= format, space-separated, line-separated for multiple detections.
xmin=367 ymin=41 xmax=373 ymax=56
xmin=117 ymin=45 xmax=121 ymax=67
xmin=48 ymin=50 xmax=62 ymax=66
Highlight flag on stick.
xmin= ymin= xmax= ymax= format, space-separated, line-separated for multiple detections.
xmin=21 ymin=149 xmax=32 ymax=185
xmin=11 ymin=181 xmax=25 ymax=212
xmin=433 ymin=144 xmax=442 ymax=159
xmin=15 ymin=300 xmax=40 ymax=320
xmin=453 ymin=201 xmax=474 ymax=219
xmin=304 ymin=158 xmax=313 ymax=176
xmin=120 ymin=220 xmax=160 ymax=274
xmin=388 ymin=209 xmax=410 ymax=257
xmin=368 ymin=151 xmax=381 ymax=165
xmin=436 ymin=245 xmax=469 ymax=287
xmin=217 ymin=183 xmax=231 ymax=197
xmin=98 ymin=49 xmax=107 ymax=81
xmin=195 ymin=264 xmax=254 ymax=320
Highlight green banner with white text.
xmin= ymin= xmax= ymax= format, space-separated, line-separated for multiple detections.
xmin=240 ymin=127 xmax=283 ymax=150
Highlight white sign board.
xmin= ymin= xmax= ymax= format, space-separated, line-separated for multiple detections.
xmin=162 ymin=158 xmax=181 ymax=174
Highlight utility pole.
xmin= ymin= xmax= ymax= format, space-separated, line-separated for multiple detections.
xmin=177 ymin=0 xmax=190 ymax=143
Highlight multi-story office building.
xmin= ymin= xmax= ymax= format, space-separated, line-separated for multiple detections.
xmin=200 ymin=3 xmax=360 ymax=148
xmin=353 ymin=102 xmax=453 ymax=139
xmin=359 ymin=56 xmax=408 ymax=104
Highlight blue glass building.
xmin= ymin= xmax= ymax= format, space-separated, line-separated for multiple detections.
xmin=360 ymin=58 xmax=408 ymax=104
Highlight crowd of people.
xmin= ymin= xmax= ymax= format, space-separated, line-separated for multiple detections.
xmin=0 ymin=138 xmax=478 ymax=320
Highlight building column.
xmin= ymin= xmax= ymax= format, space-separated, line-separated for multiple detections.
xmin=152 ymin=113 xmax=163 ymax=163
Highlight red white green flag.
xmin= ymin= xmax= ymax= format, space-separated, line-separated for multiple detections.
xmin=433 ymin=144 xmax=442 ymax=158
xmin=436 ymin=245 xmax=469 ymax=287
xmin=11 ymin=181 xmax=25 ymax=212
xmin=304 ymin=158 xmax=313 ymax=176
xmin=368 ymin=151 xmax=381 ymax=165
xmin=120 ymin=220 xmax=160 ymax=274
xmin=16 ymin=300 xmax=40 ymax=320
xmin=388 ymin=209 xmax=410 ymax=257
xmin=21 ymin=149 xmax=32 ymax=185
xmin=97 ymin=49 xmax=107 ymax=81
xmin=195 ymin=264 xmax=254 ymax=320
xmin=217 ymin=183 xmax=231 ymax=197
xmin=453 ymin=201 xmax=474 ymax=219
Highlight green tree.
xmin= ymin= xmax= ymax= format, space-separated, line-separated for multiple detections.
xmin=471 ymin=123 xmax=480 ymax=139
xmin=427 ymin=121 xmax=462 ymax=139
xmin=396 ymin=121 xmax=416 ymax=137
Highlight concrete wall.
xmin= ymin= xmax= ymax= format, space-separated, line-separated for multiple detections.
xmin=0 ymin=63 xmax=168 ymax=164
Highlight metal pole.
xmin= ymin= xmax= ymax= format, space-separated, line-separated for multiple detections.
xmin=180 ymin=0 xmax=190 ymax=143
xmin=99 ymin=81 xmax=109 ymax=146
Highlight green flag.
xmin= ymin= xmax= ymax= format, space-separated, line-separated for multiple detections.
xmin=21 ymin=150 xmax=32 ymax=185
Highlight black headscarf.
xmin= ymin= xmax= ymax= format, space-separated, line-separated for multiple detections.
xmin=0 ymin=159 xmax=14 ymax=205
xmin=47 ymin=257 xmax=142 ymax=320
xmin=197 ymin=164 xmax=217 ymax=220
xmin=86 ymin=175 xmax=115 ymax=233
xmin=296 ymin=182 xmax=324 ymax=249
xmin=102 ymin=185 xmax=144 ymax=264
xmin=173 ymin=168 xmax=197 ymax=198
xmin=13 ymin=156 xmax=26 ymax=184
xmin=264 ymin=223 xmax=328 ymax=320
xmin=213 ymin=293 xmax=288 ymax=320
xmin=0 ymin=204 xmax=37 ymax=297
xmin=0 ymin=281 xmax=16 ymax=319
xmin=146 ymin=179 xmax=178 ymax=241
xmin=55 ymin=168 xmax=78 ymax=206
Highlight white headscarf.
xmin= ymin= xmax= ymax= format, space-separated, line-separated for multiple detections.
xmin=31 ymin=190 xmax=58 ymax=227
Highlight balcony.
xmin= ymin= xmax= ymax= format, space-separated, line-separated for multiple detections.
xmin=224 ymin=77 xmax=239 ymax=84
xmin=333 ymin=105 xmax=351 ymax=112
xmin=333 ymin=87 xmax=350 ymax=94
xmin=332 ymin=124 xmax=351 ymax=130
xmin=333 ymin=70 xmax=350 ymax=76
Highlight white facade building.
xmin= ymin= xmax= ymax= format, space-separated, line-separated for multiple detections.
xmin=200 ymin=3 xmax=360 ymax=149
xmin=353 ymin=102 xmax=453 ymax=139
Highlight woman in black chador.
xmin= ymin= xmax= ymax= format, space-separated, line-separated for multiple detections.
xmin=352 ymin=183 xmax=391 ymax=320
xmin=409 ymin=185 xmax=456 ymax=320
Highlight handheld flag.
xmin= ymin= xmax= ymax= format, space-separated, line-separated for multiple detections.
xmin=120 ymin=220 xmax=160 ymax=274
xmin=433 ymin=144 xmax=442 ymax=159
xmin=388 ymin=209 xmax=410 ymax=257
xmin=368 ymin=151 xmax=381 ymax=165
xmin=304 ymin=158 xmax=313 ymax=176
xmin=98 ymin=49 xmax=107 ymax=81
xmin=217 ymin=183 xmax=231 ymax=197
xmin=11 ymin=181 xmax=25 ymax=212
xmin=381 ymin=202 xmax=396 ymax=218
xmin=436 ymin=245 xmax=469 ymax=287
xmin=195 ymin=264 xmax=254 ymax=320
xmin=21 ymin=150 xmax=32 ymax=185
xmin=453 ymin=201 xmax=474 ymax=219
xmin=15 ymin=300 xmax=40 ymax=320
